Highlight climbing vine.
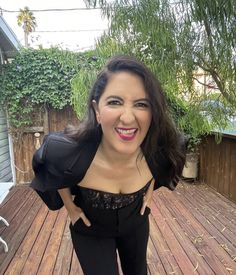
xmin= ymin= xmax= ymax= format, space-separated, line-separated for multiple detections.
xmin=0 ymin=48 xmax=96 ymax=129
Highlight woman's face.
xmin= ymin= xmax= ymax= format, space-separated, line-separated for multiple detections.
xmin=93 ymin=71 xmax=152 ymax=156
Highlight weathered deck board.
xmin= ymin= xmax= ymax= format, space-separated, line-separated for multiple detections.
xmin=20 ymin=210 xmax=59 ymax=274
xmin=4 ymin=203 xmax=47 ymax=274
xmin=149 ymin=216 xmax=182 ymax=274
xmin=186 ymin=186 xmax=236 ymax=236
xmin=37 ymin=208 xmax=68 ymax=275
xmin=147 ymin=228 xmax=166 ymax=274
xmin=178 ymin=187 xmax=236 ymax=253
xmin=156 ymin=191 xmax=231 ymax=274
xmin=0 ymin=191 xmax=42 ymax=273
xmin=53 ymin=218 xmax=73 ymax=275
xmin=0 ymin=188 xmax=31 ymax=235
xmin=1 ymin=181 xmax=236 ymax=275
xmin=152 ymin=197 xmax=213 ymax=275
xmin=151 ymin=198 xmax=195 ymax=274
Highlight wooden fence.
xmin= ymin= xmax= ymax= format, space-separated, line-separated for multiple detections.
xmin=13 ymin=107 xmax=79 ymax=184
xmin=199 ymin=134 xmax=236 ymax=204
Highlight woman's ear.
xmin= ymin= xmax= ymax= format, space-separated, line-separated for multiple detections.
xmin=92 ymin=100 xmax=100 ymax=124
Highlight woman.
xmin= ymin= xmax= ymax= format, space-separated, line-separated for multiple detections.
xmin=31 ymin=55 xmax=185 ymax=275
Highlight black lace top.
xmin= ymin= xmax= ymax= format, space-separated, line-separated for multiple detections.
xmin=78 ymin=180 xmax=152 ymax=210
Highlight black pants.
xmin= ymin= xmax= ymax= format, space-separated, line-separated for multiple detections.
xmin=70 ymin=194 xmax=150 ymax=275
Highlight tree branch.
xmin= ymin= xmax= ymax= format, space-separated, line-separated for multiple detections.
xmin=194 ymin=62 xmax=235 ymax=104
xmin=192 ymin=76 xmax=217 ymax=89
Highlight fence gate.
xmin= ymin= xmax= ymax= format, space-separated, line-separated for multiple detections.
xmin=13 ymin=106 xmax=79 ymax=185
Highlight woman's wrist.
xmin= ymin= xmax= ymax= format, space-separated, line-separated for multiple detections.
xmin=58 ymin=188 xmax=77 ymax=213
xmin=64 ymin=200 xmax=78 ymax=213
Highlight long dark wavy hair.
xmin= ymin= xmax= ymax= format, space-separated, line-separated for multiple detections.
xmin=68 ymin=55 xmax=186 ymax=190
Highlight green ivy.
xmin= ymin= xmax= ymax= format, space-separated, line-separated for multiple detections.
xmin=0 ymin=48 xmax=95 ymax=129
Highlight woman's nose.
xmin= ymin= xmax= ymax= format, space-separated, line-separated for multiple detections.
xmin=119 ymin=108 xmax=135 ymax=124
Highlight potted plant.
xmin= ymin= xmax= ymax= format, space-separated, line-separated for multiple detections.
xmin=179 ymin=102 xmax=211 ymax=180
xmin=182 ymin=135 xmax=201 ymax=179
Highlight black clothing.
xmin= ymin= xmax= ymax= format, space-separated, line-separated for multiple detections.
xmin=77 ymin=180 xmax=151 ymax=210
xmin=71 ymin=182 xmax=150 ymax=238
xmin=31 ymin=132 xmax=100 ymax=210
xmin=70 ymin=217 xmax=149 ymax=275
xmin=70 ymin=182 xmax=150 ymax=275
xmin=30 ymin=132 xmax=179 ymax=210
xmin=29 ymin=132 xmax=185 ymax=274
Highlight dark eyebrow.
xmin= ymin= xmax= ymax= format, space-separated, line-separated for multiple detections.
xmin=106 ymin=96 xmax=149 ymax=103
xmin=134 ymin=98 xmax=150 ymax=103
xmin=106 ymin=96 xmax=123 ymax=101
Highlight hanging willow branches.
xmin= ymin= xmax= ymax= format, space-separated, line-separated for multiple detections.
xmin=184 ymin=0 xmax=236 ymax=106
xmin=85 ymin=0 xmax=235 ymax=106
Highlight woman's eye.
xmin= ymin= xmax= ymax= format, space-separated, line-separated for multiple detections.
xmin=107 ymin=100 xmax=121 ymax=106
xmin=135 ymin=102 xmax=150 ymax=108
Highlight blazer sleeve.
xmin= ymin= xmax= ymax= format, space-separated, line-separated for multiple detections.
xmin=30 ymin=133 xmax=85 ymax=210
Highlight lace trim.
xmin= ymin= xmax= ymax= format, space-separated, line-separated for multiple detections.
xmin=78 ymin=180 xmax=152 ymax=210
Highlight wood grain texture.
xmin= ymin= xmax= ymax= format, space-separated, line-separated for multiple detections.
xmin=13 ymin=106 xmax=79 ymax=185
xmin=200 ymin=135 xmax=236 ymax=203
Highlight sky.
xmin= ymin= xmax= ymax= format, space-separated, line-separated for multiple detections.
xmin=0 ymin=0 xmax=108 ymax=52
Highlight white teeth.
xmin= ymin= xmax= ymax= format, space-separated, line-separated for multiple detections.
xmin=116 ymin=128 xmax=136 ymax=135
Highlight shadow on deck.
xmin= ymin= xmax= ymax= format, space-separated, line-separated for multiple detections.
xmin=0 ymin=181 xmax=236 ymax=275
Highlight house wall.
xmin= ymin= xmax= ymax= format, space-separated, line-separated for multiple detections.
xmin=0 ymin=16 xmax=21 ymax=202
xmin=0 ymin=109 xmax=13 ymax=183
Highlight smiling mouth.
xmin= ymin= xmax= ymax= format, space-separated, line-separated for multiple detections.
xmin=115 ymin=128 xmax=138 ymax=141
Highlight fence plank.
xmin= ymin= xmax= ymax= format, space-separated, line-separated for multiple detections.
xmin=13 ymin=107 xmax=79 ymax=185
xmin=200 ymin=135 xmax=236 ymax=203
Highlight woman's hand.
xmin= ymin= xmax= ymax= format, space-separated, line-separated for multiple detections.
xmin=140 ymin=179 xmax=154 ymax=215
xmin=69 ymin=206 xmax=91 ymax=227
xmin=58 ymin=188 xmax=91 ymax=227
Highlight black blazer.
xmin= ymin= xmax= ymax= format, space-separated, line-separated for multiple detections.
xmin=30 ymin=132 xmax=177 ymax=210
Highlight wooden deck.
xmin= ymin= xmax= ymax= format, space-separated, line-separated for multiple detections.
xmin=0 ymin=181 xmax=236 ymax=275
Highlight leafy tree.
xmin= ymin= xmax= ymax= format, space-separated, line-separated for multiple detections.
xmin=84 ymin=0 xmax=236 ymax=108
xmin=77 ymin=0 xmax=187 ymax=123
xmin=82 ymin=0 xmax=236 ymax=149
xmin=17 ymin=6 xmax=37 ymax=47
xmin=178 ymin=0 xmax=236 ymax=107
xmin=71 ymin=53 xmax=104 ymax=118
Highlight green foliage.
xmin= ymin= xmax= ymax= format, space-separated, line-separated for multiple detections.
xmin=179 ymin=104 xmax=210 ymax=152
xmin=179 ymin=0 xmax=236 ymax=107
xmin=70 ymin=53 xmax=106 ymax=119
xmin=70 ymin=34 xmax=187 ymax=124
xmin=83 ymin=0 xmax=236 ymax=150
xmin=71 ymin=68 xmax=98 ymax=119
xmin=0 ymin=48 xmax=80 ymax=128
